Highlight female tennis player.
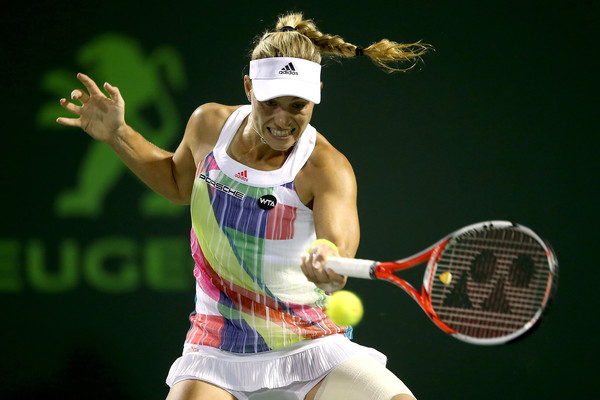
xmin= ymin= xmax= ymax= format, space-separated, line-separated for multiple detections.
xmin=57 ymin=12 xmax=428 ymax=400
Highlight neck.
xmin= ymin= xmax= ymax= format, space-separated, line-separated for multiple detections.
xmin=253 ymin=125 xmax=267 ymax=144
xmin=227 ymin=117 xmax=291 ymax=170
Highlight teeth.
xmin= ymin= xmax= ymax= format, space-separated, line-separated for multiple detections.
xmin=271 ymin=129 xmax=291 ymax=137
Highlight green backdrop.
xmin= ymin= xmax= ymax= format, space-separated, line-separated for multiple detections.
xmin=1 ymin=1 xmax=596 ymax=398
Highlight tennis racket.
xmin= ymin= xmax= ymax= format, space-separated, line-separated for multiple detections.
xmin=325 ymin=221 xmax=558 ymax=345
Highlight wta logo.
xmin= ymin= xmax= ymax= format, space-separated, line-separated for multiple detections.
xmin=257 ymin=194 xmax=277 ymax=210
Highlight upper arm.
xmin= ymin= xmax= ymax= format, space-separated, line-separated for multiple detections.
xmin=171 ymin=103 xmax=231 ymax=204
xmin=301 ymin=137 xmax=360 ymax=258
xmin=169 ymin=123 xmax=196 ymax=205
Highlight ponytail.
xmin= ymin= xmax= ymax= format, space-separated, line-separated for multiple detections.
xmin=251 ymin=12 xmax=430 ymax=72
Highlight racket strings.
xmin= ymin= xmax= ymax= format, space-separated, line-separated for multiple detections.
xmin=428 ymin=228 xmax=553 ymax=339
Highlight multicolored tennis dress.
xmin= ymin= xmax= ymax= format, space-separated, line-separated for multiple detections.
xmin=166 ymin=105 xmax=386 ymax=393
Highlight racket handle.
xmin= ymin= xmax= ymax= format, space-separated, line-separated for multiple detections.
xmin=325 ymin=257 xmax=377 ymax=280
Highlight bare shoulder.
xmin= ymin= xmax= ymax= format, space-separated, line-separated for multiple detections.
xmin=186 ymin=103 xmax=241 ymax=142
xmin=306 ymin=133 xmax=354 ymax=178
xmin=183 ymin=103 xmax=243 ymax=164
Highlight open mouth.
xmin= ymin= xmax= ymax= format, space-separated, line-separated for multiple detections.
xmin=267 ymin=127 xmax=295 ymax=139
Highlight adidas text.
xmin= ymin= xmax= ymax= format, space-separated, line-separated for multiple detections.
xmin=235 ymin=170 xmax=249 ymax=182
xmin=279 ymin=63 xmax=298 ymax=76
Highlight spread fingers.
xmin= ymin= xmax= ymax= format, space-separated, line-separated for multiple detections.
xmin=77 ymin=72 xmax=105 ymax=97
xmin=59 ymin=97 xmax=82 ymax=115
xmin=70 ymin=89 xmax=90 ymax=104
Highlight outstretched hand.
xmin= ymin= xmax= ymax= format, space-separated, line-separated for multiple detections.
xmin=57 ymin=73 xmax=126 ymax=144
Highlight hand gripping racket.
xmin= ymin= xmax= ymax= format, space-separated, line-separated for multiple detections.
xmin=325 ymin=221 xmax=558 ymax=345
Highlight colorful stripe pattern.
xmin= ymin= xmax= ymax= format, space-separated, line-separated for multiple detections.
xmin=185 ymin=153 xmax=350 ymax=353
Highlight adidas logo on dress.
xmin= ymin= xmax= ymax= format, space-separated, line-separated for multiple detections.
xmin=235 ymin=170 xmax=248 ymax=182
xmin=279 ymin=62 xmax=298 ymax=76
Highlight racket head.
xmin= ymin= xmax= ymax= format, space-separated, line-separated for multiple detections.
xmin=422 ymin=221 xmax=558 ymax=345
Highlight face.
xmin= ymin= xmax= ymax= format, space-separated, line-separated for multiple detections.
xmin=245 ymin=77 xmax=315 ymax=152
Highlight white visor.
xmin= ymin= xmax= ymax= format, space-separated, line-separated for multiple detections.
xmin=249 ymin=57 xmax=321 ymax=104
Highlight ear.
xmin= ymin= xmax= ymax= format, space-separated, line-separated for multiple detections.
xmin=244 ymin=75 xmax=253 ymax=100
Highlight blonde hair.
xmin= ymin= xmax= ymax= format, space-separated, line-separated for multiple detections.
xmin=251 ymin=12 xmax=430 ymax=72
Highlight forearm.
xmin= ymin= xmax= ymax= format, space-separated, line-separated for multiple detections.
xmin=109 ymin=124 xmax=188 ymax=204
xmin=314 ymin=213 xmax=359 ymax=259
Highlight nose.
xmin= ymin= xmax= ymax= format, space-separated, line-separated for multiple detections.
xmin=273 ymin=107 xmax=292 ymax=129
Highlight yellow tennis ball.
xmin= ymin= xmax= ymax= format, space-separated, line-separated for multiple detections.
xmin=325 ymin=290 xmax=364 ymax=326
xmin=440 ymin=271 xmax=453 ymax=285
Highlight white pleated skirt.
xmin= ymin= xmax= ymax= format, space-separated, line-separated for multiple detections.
xmin=166 ymin=334 xmax=387 ymax=392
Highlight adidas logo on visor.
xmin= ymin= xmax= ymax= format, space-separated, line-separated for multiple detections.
xmin=279 ymin=62 xmax=298 ymax=76
xmin=249 ymin=57 xmax=321 ymax=104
